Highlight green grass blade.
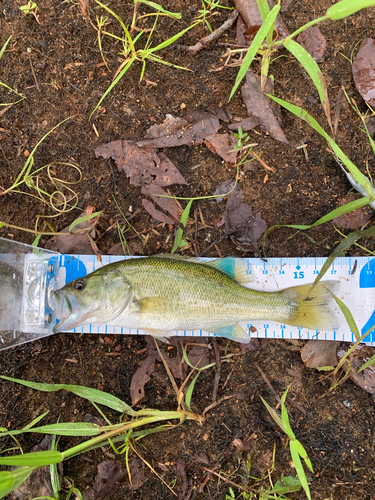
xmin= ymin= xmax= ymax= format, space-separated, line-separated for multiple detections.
xmin=0 ymin=450 xmax=63 ymax=467
xmin=90 ymin=55 xmax=136 ymax=118
xmin=0 ymin=422 xmax=102 ymax=438
xmin=315 ymin=225 xmax=375 ymax=284
xmin=326 ymin=0 xmax=375 ymax=20
xmin=332 ymin=293 xmax=361 ymax=340
xmin=289 ymin=441 xmax=311 ymax=500
xmin=283 ymin=38 xmax=331 ymax=128
xmin=267 ymin=95 xmax=375 ymax=196
xmin=260 ymin=396 xmax=286 ymax=434
xmin=185 ymin=372 xmax=200 ymax=411
xmin=0 ymin=376 xmax=135 ymax=415
xmin=95 ymin=0 xmax=134 ymax=51
xmin=148 ymin=22 xmax=199 ymax=53
xmin=358 ymin=353 xmax=375 ymax=373
xmin=0 ymin=36 xmax=11 ymax=60
xmin=0 ymin=472 xmax=13 ymax=490
xmin=0 ymin=467 xmax=34 ymax=499
xmin=229 ymin=4 xmax=280 ymax=101
xmin=171 ymin=199 xmax=193 ymax=254
xmin=256 ymin=0 xmax=272 ymax=44
xmin=50 ymin=434 xmax=60 ymax=500
xmin=139 ymin=0 xmax=181 ymax=19
xmin=69 ymin=211 xmax=101 ymax=233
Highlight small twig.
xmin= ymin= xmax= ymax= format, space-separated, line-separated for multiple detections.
xmin=199 ymin=223 xmax=246 ymax=257
xmin=203 ymin=468 xmax=252 ymax=493
xmin=27 ymin=48 xmax=40 ymax=93
xmin=178 ymin=9 xmax=239 ymax=55
xmin=254 ymin=362 xmax=307 ymax=416
xmin=249 ymin=150 xmax=276 ymax=173
xmin=222 ymin=359 xmax=239 ymax=389
xmin=211 ymin=338 xmax=221 ymax=403
xmin=203 ymin=394 xmax=234 ymax=417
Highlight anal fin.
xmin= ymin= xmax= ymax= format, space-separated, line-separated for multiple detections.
xmin=209 ymin=323 xmax=250 ymax=343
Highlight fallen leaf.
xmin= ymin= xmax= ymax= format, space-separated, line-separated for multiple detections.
xmin=225 ymin=187 xmax=267 ymax=253
xmin=95 ymin=141 xmax=187 ymax=187
xmin=186 ymin=344 xmax=210 ymax=369
xmin=82 ymin=461 xmax=125 ymax=500
xmin=146 ymin=336 xmax=185 ymax=379
xmin=228 ymin=116 xmax=260 ymax=133
xmin=207 ymin=104 xmax=232 ymax=122
xmin=286 ymin=368 xmax=302 ymax=380
xmin=333 ymin=194 xmax=373 ymax=229
xmin=142 ymin=199 xmax=175 ymax=224
xmin=364 ymin=115 xmax=375 ymax=137
xmin=301 ymin=340 xmax=338 ymax=369
xmin=204 ymin=133 xmax=238 ymax=163
xmin=129 ymin=459 xmax=146 ymax=491
xmin=352 ymin=38 xmax=375 ymax=108
xmin=232 ymin=438 xmax=251 ymax=452
xmin=214 ymin=179 xmax=236 ymax=203
xmin=176 ymin=459 xmax=189 ymax=500
xmin=79 ymin=0 xmax=90 ymax=19
xmin=45 ymin=206 xmax=98 ymax=254
xmin=137 ymin=111 xmax=220 ymax=148
xmin=234 ymin=0 xmax=288 ymax=45
xmin=130 ymin=355 xmax=155 ymax=406
xmin=337 ymin=343 xmax=375 ymax=394
xmin=141 ymin=183 xmax=179 ymax=224
xmin=238 ymin=338 xmax=259 ymax=352
xmin=241 ymin=70 xmax=289 ymax=144
xmin=281 ymin=0 xmax=295 ymax=12
xmin=297 ymin=27 xmax=326 ymax=61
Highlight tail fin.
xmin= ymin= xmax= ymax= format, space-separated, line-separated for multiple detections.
xmin=283 ymin=280 xmax=339 ymax=331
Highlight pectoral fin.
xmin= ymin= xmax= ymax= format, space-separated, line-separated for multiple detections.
xmin=209 ymin=323 xmax=250 ymax=343
xmin=144 ymin=328 xmax=175 ymax=343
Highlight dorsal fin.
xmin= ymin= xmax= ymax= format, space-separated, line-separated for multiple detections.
xmin=204 ymin=258 xmax=254 ymax=284
xmin=152 ymin=254 xmax=200 ymax=263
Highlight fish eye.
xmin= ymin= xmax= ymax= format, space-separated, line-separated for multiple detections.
xmin=74 ymin=279 xmax=86 ymax=291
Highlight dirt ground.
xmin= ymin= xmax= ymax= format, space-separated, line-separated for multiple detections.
xmin=1 ymin=0 xmax=375 ymax=498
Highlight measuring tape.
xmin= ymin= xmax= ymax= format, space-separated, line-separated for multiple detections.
xmin=57 ymin=254 xmax=375 ymax=346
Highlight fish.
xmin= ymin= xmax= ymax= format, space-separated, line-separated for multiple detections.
xmin=52 ymin=255 xmax=339 ymax=342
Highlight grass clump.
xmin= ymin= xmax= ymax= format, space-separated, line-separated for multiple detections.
xmin=90 ymin=0 xmax=199 ymax=118
xmin=0 ymin=371 xmax=205 ymax=498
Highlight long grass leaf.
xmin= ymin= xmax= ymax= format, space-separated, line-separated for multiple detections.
xmin=0 ymin=376 xmax=135 ymax=415
xmin=0 ymin=450 xmax=63 ymax=467
xmin=171 ymin=199 xmax=193 ymax=254
xmin=331 ymin=293 xmax=360 ymax=340
xmin=326 ymin=0 xmax=375 ymax=20
xmin=0 ymin=467 xmax=34 ymax=499
xmin=148 ymin=22 xmax=199 ymax=53
xmin=283 ymin=39 xmax=331 ymax=128
xmin=267 ymin=95 xmax=375 ymax=196
xmin=229 ymin=4 xmax=280 ymax=101
xmin=69 ymin=211 xmax=102 ymax=233
xmin=289 ymin=441 xmax=311 ymax=500
xmin=358 ymin=353 xmax=375 ymax=373
xmin=140 ymin=0 xmax=181 ymax=20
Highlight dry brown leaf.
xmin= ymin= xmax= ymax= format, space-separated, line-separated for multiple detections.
xmin=337 ymin=343 xmax=375 ymax=394
xmin=364 ymin=116 xmax=375 ymax=137
xmin=141 ymin=199 xmax=175 ymax=224
xmin=204 ymin=133 xmax=238 ymax=163
xmin=130 ymin=355 xmax=155 ymax=406
xmin=228 ymin=116 xmax=260 ymax=132
xmin=352 ymin=38 xmax=375 ymax=108
xmin=95 ymin=141 xmax=187 ymax=187
xmin=301 ymin=340 xmax=338 ymax=369
xmin=333 ymin=194 xmax=373 ymax=229
xmin=82 ymin=461 xmax=125 ymax=500
xmin=281 ymin=0 xmax=295 ymax=12
xmin=225 ymin=186 xmax=267 ymax=252
xmin=297 ymin=27 xmax=326 ymax=61
xmin=129 ymin=459 xmax=146 ymax=491
xmin=207 ymin=104 xmax=232 ymax=122
xmin=137 ymin=111 xmax=220 ymax=148
xmin=141 ymin=183 xmax=179 ymax=222
xmin=241 ymin=70 xmax=289 ymax=144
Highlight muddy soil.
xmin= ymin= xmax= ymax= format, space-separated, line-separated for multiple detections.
xmin=1 ymin=0 xmax=375 ymax=499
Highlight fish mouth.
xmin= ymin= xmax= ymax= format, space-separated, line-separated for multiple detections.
xmin=52 ymin=291 xmax=82 ymax=334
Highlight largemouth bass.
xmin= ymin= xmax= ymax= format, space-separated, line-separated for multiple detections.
xmin=52 ymin=255 xmax=338 ymax=342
